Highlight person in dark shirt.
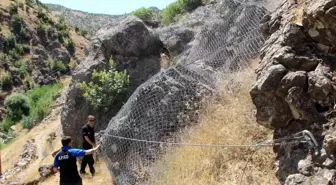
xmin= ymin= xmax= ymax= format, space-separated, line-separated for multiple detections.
xmin=80 ymin=115 xmax=96 ymax=176
xmin=53 ymin=136 xmax=100 ymax=185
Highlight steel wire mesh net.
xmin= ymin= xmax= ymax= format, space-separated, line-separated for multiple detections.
xmin=99 ymin=0 xmax=277 ymax=184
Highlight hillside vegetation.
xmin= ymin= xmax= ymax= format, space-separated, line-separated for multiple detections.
xmin=150 ymin=61 xmax=278 ymax=185
xmin=46 ymin=3 xmax=123 ymax=36
xmin=0 ymin=0 xmax=88 ymax=141
xmin=47 ymin=0 xmax=209 ymax=36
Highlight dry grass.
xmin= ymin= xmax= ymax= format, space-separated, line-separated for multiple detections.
xmin=150 ymin=60 xmax=279 ymax=185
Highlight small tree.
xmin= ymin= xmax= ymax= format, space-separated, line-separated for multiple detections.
xmin=8 ymin=3 xmax=18 ymax=14
xmin=131 ymin=7 xmax=153 ymax=20
xmin=4 ymin=93 xmax=30 ymax=121
xmin=80 ymin=58 xmax=130 ymax=111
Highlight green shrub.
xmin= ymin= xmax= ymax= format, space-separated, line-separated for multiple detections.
xmin=36 ymin=21 xmax=47 ymax=35
xmin=16 ymin=60 xmax=27 ymax=78
xmin=80 ymin=58 xmax=130 ymax=111
xmin=67 ymin=38 xmax=75 ymax=54
xmin=37 ymin=8 xmax=49 ymax=23
xmin=69 ymin=59 xmax=78 ymax=70
xmin=4 ymin=93 xmax=30 ymax=121
xmin=8 ymin=3 xmax=18 ymax=14
xmin=0 ymin=73 xmax=13 ymax=89
xmin=21 ymin=116 xmax=37 ymax=129
xmin=18 ymin=2 xmax=24 ymax=10
xmin=25 ymin=0 xmax=34 ymax=7
xmin=15 ymin=44 xmax=30 ymax=56
xmin=54 ymin=60 xmax=67 ymax=73
xmin=161 ymin=0 xmax=203 ymax=25
xmin=8 ymin=48 xmax=20 ymax=61
xmin=5 ymin=34 xmax=16 ymax=50
xmin=24 ymin=83 xmax=63 ymax=128
xmin=19 ymin=27 xmax=31 ymax=41
xmin=48 ymin=58 xmax=67 ymax=73
xmin=80 ymin=29 xmax=88 ymax=37
xmin=1 ymin=116 xmax=15 ymax=132
xmin=11 ymin=14 xmax=22 ymax=34
xmin=131 ymin=7 xmax=153 ymax=20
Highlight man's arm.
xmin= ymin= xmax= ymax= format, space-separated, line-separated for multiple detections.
xmin=82 ymin=127 xmax=95 ymax=146
xmin=85 ymin=144 xmax=100 ymax=155
xmin=52 ymin=155 xmax=59 ymax=173
xmin=69 ymin=145 xmax=100 ymax=157
xmin=84 ymin=136 xmax=95 ymax=146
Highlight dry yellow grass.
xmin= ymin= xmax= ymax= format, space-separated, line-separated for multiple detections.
xmin=149 ymin=60 xmax=279 ymax=185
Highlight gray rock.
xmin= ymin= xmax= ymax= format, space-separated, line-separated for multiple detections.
xmin=276 ymin=71 xmax=307 ymax=98
xmin=298 ymin=158 xmax=314 ymax=175
xmin=155 ymin=26 xmax=195 ymax=56
xmin=308 ymin=71 xmax=334 ymax=108
xmin=324 ymin=128 xmax=336 ymax=155
xmin=51 ymin=48 xmax=71 ymax=63
xmin=98 ymin=16 xmax=162 ymax=58
xmin=285 ymin=174 xmax=307 ymax=185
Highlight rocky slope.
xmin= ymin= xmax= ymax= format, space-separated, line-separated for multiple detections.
xmin=251 ymin=0 xmax=336 ymax=184
xmin=0 ymin=0 xmax=88 ymax=133
xmin=46 ymin=3 xmax=123 ymax=36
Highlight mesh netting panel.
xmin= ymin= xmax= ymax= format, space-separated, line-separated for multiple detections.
xmin=100 ymin=0 xmax=273 ymax=184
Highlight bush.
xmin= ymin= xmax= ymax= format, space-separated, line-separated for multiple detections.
xmin=8 ymin=48 xmax=20 ymax=61
xmin=80 ymin=29 xmax=88 ymax=37
xmin=36 ymin=22 xmax=47 ymax=35
xmin=11 ymin=14 xmax=22 ymax=34
xmin=4 ymin=93 xmax=30 ymax=121
xmin=19 ymin=27 xmax=31 ymax=42
xmin=24 ymin=83 xmax=63 ymax=128
xmin=131 ymin=7 xmax=153 ymax=20
xmin=0 ymin=116 xmax=16 ymax=132
xmin=0 ymin=73 xmax=13 ymax=89
xmin=37 ymin=8 xmax=49 ymax=22
xmin=161 ymin=0 xmax=203 ymax=25
xmin=8 ymin=3 xmax=18 ymax=14
xmin=80 ymin=58 xmax=130 ymax=111
xmin=15 ymin=44 xmax=30 ymax=55
xmin=21 ymin=116 xmax=37 ymax=129
xmin=5 ymin=34 xmax=16 ymax=50
xmin=67 ymin=38 xmax=75 ymax=54
xmin=54 ymin=60 xmax=67 ymax=73
xmin=25 ymin=0 xmax=34 ymax=7
xmin=69 ymin=58 xmax=78 ymax=70
xmin=18 ymin=2 xmax=24 ymax=10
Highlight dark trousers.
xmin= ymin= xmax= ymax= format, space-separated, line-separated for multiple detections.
xmin=80 ymin=154 xmax=95 ymax=174
xmin=60 ymin=178 xmax=82 ymax=185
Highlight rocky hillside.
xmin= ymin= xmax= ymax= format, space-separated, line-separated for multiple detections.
xmin=251 ymin=0 xmax=336 ymax=184
xmin=46 ymin=3 xmax=123 ymax=36
xmin=0 ymin=0 xmax=88 ymax=137
xmin=60 ymin=0 xmax=268 ymax=184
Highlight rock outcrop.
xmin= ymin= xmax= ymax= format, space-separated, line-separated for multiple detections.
xmin=251 ymin=0 xmax=336 ymax=184
xmin=61 ymin=16 xmax=163 ymax=146
xmin=99 ymin=0 xmax=268 ymax=184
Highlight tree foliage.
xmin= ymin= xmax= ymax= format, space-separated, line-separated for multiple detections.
xmin=4 ymin=93 xmax=30 ymax=122
xmin=131 ymin=7 xmax=153 ymax=20
xmin=80 ymin=58 xmax=130 ymax=111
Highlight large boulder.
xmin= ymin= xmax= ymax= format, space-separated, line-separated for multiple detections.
xmin=61 ymin=16 xmax=162 ymax=146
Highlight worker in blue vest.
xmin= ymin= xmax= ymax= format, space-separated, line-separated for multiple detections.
xmin=53 ymin=136 xmax=100 ymax=185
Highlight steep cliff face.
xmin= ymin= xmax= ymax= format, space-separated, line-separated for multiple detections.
xmin=251 ymin=0 xmax=336 ymax=184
